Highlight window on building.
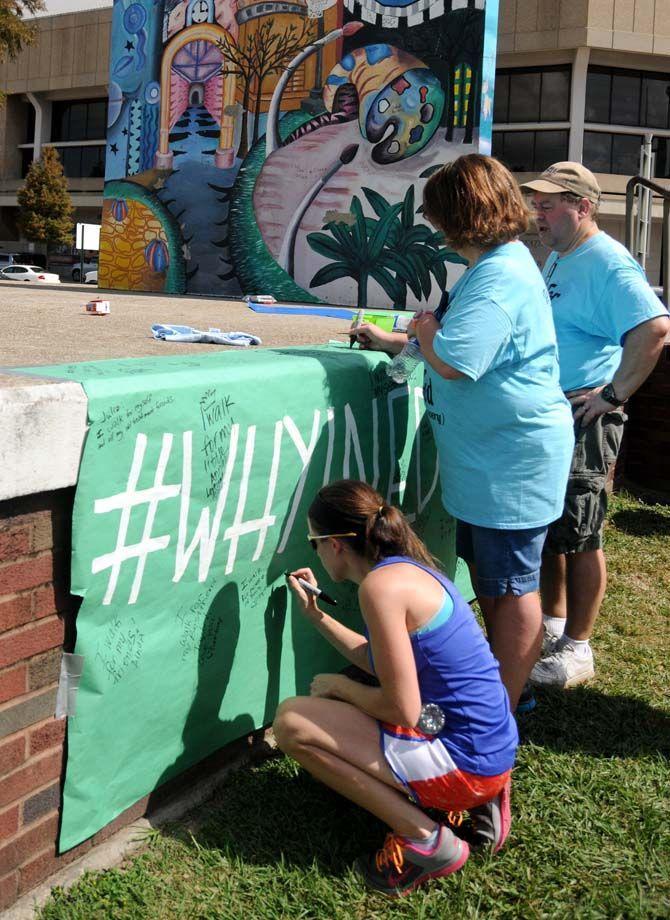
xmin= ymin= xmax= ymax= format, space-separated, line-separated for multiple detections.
xmin=20 ymin=148 xmax=33 ymax=178
xmin=55 ymin=144 xmax=106 ymax=178
xmin=583 ymin=132 xmax=670 ymax=178
xmin=583 ymin=65 xmax=670 ymax=176
xmin=585 ymin=66 xmax=670 ymax=129
xmin=24 ymin=103 xmax=35 ymax=145
xmin=653 ymin=136 xmax=670 ymax=178
xmin=494 ymin=66 xmax=571 ymax=124
xmin=492 ymin=130 xmax=569 ymax=172
xmin=51 ymin=99 xmax=108 ymax=142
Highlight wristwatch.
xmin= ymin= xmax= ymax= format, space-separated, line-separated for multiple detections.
xmin=417 ymin=703 xmax=446 ymax=735
xmin=601 ymin=383 xmax=626 ymax=406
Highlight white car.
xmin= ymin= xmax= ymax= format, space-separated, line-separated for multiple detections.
xmin=0 ymin=264 xmax=60 ymax=283
xmin=84 ymin=269 xmax=98 ymax=285
xmin=71 ymin=261 xmax=98 ymax=282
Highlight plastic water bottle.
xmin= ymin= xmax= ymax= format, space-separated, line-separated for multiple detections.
xmin=386 ymin=337 xmax=423 ymax=384
xmin=386 ymin=292 xmax=451 ymax=384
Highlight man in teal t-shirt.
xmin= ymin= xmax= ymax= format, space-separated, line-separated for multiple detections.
xmin=521 ymin=162 xmax=669 ymax=689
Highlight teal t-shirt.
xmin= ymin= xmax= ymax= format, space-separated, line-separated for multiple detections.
xmin=424 ymin=241 xmax=574 ymax=530
xmin=543 ymin=231 xmax=668 ymax=392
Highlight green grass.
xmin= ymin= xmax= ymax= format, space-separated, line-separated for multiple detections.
xmin=38 ymin=492 xmax=670 ymax=920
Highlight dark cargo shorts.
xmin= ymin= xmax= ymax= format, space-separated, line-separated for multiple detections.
xmin=544 ymin=408 xmax=626 ymax=555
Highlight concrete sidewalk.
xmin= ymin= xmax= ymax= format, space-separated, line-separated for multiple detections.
xmin=0 ymin=283 xmax=352 ymax=372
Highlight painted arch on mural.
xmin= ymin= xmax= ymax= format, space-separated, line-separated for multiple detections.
xmin=101 ymin=0 xmax=497 ymax=304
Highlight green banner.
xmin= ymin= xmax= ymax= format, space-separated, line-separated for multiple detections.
xmin=21 ymin=345 xmax=469 ymax=850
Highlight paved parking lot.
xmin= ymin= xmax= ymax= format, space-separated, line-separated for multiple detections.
xmin=0 ymin=282 xmax=351 ymax=374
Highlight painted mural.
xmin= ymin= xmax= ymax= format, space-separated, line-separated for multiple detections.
xmin=101 ymin=0 xmax=498 ymax=307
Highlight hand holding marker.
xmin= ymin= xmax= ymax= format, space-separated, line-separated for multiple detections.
xmin=285 ymin=571 xmax=337 ymax=606
xmin=350 ymin=308 xmax=365 ymax=348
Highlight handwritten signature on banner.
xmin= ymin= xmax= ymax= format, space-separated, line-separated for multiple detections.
xmin=94 ymin=615 xmax=145 ymax=685
xmin=95 ymin=394 xmax=176 ymax=450
xmin=89 ymin=388 xmax=439 ymax=607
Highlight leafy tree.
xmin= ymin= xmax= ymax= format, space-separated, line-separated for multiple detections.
xmin=218 ymin=18 xmax=313 ymax=158
xmin=307 ymin=195 xmax=404 ymax=310
xmin=0 ymin=1 xmax=45 ymax=102
xmin=18 ymin=147 xmax=74 ymax=262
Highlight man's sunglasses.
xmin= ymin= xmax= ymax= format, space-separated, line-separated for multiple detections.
xmin=307 ymin=532 xmax=357 ymax=551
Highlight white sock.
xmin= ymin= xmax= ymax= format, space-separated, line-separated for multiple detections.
xmin=562 ymin=634 xmax=591 ymax=658
xmin=405 ymin=826 xmax=440 ymax=851
xmin=543 ymin=615 xmax=566 ymax=639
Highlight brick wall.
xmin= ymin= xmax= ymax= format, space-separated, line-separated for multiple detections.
xmin=0 ymin=487 xmax=271 ymax=911
xmin=0 ymin=488 xmax=76 ymax=909
xmin=623 ymin=344 xmax=670 ymax=494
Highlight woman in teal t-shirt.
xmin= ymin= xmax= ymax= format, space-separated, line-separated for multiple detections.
xmin=351 ymin=155 xmax=573 ymax=713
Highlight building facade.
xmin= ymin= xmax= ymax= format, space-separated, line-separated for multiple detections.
xmin=1 ymin=0 xmax=669 ymax=280
xmin=495 ymin=0 xmax=670 ymax=282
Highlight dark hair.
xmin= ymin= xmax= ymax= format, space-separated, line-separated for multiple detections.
xmin=422 ymin=153 xmax=529 ymax=250
xmin=308 ymin=479 xmax=439 ymax=568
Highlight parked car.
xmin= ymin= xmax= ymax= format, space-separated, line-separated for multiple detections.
xmin=0 ymin=264 xmax=60 ymax=283
xmin=0 ymin=252 xmax=21 ymax=269
xmin=71 ymin=260 xmax=98 ymax=282
xmin=84 ymin=269 xmax=98 ymax=285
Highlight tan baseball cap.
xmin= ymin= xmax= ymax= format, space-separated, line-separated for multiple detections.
xmin=520 ymin=162 xmax=601 ymax=203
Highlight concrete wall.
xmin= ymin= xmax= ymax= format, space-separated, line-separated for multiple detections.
xmin=498 ymin=0 xmax=670 ymax=54
xmin=0 ymin=9 xmax=111 ymax=96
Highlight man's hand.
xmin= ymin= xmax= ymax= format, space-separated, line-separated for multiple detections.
xmin=568 ymin=386 xmax=619 ymax=426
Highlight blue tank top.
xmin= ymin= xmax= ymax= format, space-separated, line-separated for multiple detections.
xmin=367 ymin=556 xmax=518 ymax=776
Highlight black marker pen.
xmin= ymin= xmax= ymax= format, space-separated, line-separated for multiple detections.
xmin=284 ymin=571 xmax=337 ymax=606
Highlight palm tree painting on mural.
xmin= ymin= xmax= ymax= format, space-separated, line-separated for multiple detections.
xmin=307 ymin=186 xmax=466 ymax=311
xmin=307 ymin=195 xmax=402 ymax=311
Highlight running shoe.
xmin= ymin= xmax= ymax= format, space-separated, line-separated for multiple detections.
xmin=356 ymin=825 xmax=469 ymax=897
xmin=469 ymin=778 xmax=512 ymax=853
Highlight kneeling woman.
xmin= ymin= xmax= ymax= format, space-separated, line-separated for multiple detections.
xmin=274 ymin=480 xmax=518 ymax=897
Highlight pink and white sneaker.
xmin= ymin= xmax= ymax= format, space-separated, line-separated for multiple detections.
xmin=469 ymin=778 xmax=512 ymax=853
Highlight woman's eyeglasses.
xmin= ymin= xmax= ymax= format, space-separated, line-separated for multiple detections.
xmin=307 ymin=532 xmax=357 ymax=551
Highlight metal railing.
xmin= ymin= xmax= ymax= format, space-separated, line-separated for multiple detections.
xmin=625 ymin=176 xmax=670 ymax=305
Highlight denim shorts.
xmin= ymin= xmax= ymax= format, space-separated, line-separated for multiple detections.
xmin=456 ymin=520 xmax=548 ymax=598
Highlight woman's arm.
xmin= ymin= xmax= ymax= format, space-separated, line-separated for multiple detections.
xmin=311 ymin=572 xmax=422 ymax=725
xmin=413 ymin=313 xmax=466 ymax=380
xmin=347 ymin=323 xmax=407 ymax=355
xmin=286 ymin=569 xmax=373 ymax=674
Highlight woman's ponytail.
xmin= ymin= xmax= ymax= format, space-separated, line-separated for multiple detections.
xmin=309 ymin=481 xmax=439 ymax=569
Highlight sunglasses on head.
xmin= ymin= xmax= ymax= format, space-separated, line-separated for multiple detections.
xmin=307 ymin=532 xmax=357 ymax=551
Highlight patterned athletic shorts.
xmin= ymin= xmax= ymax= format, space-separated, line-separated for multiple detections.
xmin=545 ymin=408 xmax=626 ymax=555
xmin=380 ymin=722 xmax=511 ymax=812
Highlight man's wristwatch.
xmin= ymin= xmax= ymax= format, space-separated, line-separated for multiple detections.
xmin=601 ymin=383 xmax=626 ymax=406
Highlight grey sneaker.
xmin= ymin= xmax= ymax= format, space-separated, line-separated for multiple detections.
xmin=529 ymin=639 xmax=595 ymax=688
xmin=469 ymin=778 xmax=512 ymax=853
xmin=356 ymin=825 xmax=469 ymax=897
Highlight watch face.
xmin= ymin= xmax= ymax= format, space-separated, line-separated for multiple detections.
xmin=417 ymin=703 xmax=446 ymax=735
